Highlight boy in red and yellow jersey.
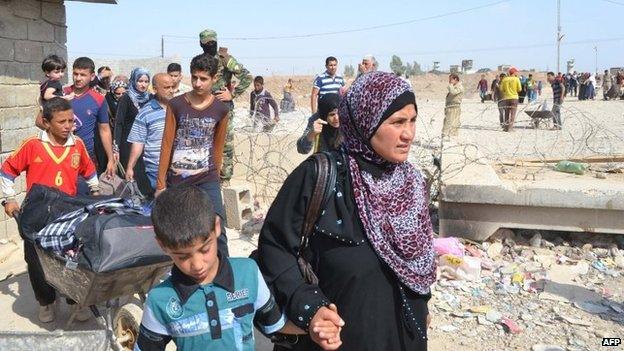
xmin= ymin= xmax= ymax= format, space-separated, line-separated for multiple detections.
xmin=1 ymin=97 xmax=99 ymax=323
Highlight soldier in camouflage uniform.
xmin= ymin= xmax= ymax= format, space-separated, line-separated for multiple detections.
xmin=199 ymin=29 xmax=252 ymax=183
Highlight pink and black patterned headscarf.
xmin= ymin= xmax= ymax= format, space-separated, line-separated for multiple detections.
xmin=339 ymin=71 xmax=436 ymax=294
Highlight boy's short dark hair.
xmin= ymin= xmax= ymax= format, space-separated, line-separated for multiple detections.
xmin=547 ymin=71 xmax=555 ymax=77
xmin=42 ymin=97 xmax=72 ymax=122
xmin=190 ymin=54 xmax=218 ymax=76
xmin=97 ymin=66 xmax=111 ymax=74
xmin=73 ymin=57 xmax=95 ymax=73
xmin=151 ymin=185 xmax=217 ymax=249
xmin=325 ymin=56 xmax=338 ymax=66
xmin=254 ymin=76 xmax=264 ymax=85
xmin=449 ymin=73 xmax=460 ymax=81
xmin=167 ymin=63 xmax=182 ymax=73
xmin=41 ymin=54 xmax=67 ymax=73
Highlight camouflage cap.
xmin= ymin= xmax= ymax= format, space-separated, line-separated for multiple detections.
xmin=199 ymin=29 xmax=217 ymax=44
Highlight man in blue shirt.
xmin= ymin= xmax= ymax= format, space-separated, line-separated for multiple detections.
xmin=547 ymin=72 xmax=565 ymax=130
xmin=310 ymin=56 xmax=345 ymax=114
xmin=126 ymin=73 xmax=174 ymax=191
xmin=66 ymin=57 xmax=115 ymax=177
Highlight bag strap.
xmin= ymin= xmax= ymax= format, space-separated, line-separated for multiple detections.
xmin=298 ymin=151 xmax=338 ymax=255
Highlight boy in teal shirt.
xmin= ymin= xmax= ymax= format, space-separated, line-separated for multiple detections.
xmin=135 ymin=185 xmax=342 ymax=350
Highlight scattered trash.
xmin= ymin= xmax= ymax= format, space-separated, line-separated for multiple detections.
xmin=430 ymin=231 xmax=623 ymax=349
xmin=573 ymin=261 xmax=590 ymax=275
xmin=439 ymin=324 xmax=458 ymax=332
xmin=486 ymin=242 xmax=503 ymax=259
xmin=500 ymin=316 xmax=522 ymax=334
xmin=554 ymin=160 xmax=589 ymax=175
xmin=433 ymin=237 xmax=465 ymax=257
xmin=531 ymin=344 xmax=565 ymax=351
xmin=477 ymin=315 xmax=493 ymax=325
xmin=439 ymin=254 xmax=481 ymax=281
xmin=485 ymin=310 xmax=502 ymax=323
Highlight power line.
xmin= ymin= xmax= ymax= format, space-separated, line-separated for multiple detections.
xmin=599 ymin=0 xmax=624 ymax=6
xmin=68 ymin=35 xmax=624 ymax=61
xmin=163 ymin=0 xmax=509 ymax=41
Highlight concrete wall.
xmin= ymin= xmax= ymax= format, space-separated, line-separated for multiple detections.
xmin=0 ymin=0 xmax=67 ymax=240
xmin=67 ymin=56 xmax=183 ymax=81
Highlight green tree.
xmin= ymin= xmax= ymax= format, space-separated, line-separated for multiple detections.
xmin=405 ymin=62 xmax=413 ymax=76
xmin=389 ymin=55 xmax=405 ymax=76
xmin=411 ymin=61 xmax=424 ymax=75
xmin=344 ymin=64 xmax=355 ymax=78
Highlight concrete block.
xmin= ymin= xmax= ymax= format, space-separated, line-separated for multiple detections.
xmin=0 ymin=106 xmax=38 ymax=129
xmin=0 ymin=127 xmax=39 ymax=153
xmin=222 ymin=185 xmax=253 ymax=230
xmin=0 ymin=37 xmax=15 ymax=61
xmin=14 ymin=40 xmax=44 ymax=63
xmin=0 ymin=62 xmax=32 ymax=81
xmin=11 ymin=0 xmax=41 ymax=20
xmin=0 ymin=84 xmax=39 ymax=108
xmin=0 ymin=11 xmax=29 ymax=40
xmin=41 ymin=2 xmax=65 ymax=25
xmin=53 ymin=24 xmax=66 ymax=44
xmin=27 ymin=20 xmax=54 ymax=42
xmin=42 ymin=42 xmax=66 ymax=57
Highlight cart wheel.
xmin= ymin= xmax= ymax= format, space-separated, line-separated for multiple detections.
xmin=113 ymin=302 xmax=143 ymax=351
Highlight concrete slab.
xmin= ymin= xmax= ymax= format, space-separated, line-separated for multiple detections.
xmin=439 ymin=140 xmax=624 ymax=240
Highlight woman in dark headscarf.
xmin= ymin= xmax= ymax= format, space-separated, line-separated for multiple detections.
xmin=296 ymin=93 xmax=341 ymax=154
xmin=258 ymin=72 xmax=436 ymax=350
xmin=114 ymin=68 xmax=150 ymax=170
xmin=94 ymin=77 xmax=128 ymax=175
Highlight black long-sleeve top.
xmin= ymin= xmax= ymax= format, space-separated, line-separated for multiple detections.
xmin=257 ymin=151 xmax=430 ymax=351
xmin=114 ymin=94 xmax=139 ymax=170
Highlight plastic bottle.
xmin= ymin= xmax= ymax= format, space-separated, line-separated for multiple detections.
xmin=554 ymin=160 xmax=589 ymax=175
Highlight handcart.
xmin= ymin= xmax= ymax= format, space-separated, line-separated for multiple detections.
xmin=5 ymin=202 xmax=171 ymax=351
xmin=524 ymin=102 xmax=553 ymax=129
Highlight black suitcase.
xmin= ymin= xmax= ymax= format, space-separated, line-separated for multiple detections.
xmin=75 ymin=211 xmax=170 ymax=273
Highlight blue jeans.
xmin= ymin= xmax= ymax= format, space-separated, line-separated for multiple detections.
xmin=197 ymin=181 xmax=229 ymax=257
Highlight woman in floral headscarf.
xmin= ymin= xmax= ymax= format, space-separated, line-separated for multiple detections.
xmin=105 ymin=77 xmax=128 ymax=130
xmin=258 ymin=71 xmax=436 ymax=351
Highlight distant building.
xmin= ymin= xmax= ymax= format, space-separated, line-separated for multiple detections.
xmin=450 ymin=65 xmax=460 ymax=74
xmin=498 ymin=64 xmax=511 ymax=72
xmin=461 ymin=59 xmax=475 ymax=74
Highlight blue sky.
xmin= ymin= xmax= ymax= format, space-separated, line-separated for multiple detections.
xmin=66 ymin=0 xmax=624 ymax=75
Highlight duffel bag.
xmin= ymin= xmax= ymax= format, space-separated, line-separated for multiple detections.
xmin=75 ymin=211 xmax=170 ymax=273
xmin=20 ymin=184 xmax=111 ymax=243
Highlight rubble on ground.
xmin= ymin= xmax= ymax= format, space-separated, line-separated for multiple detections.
xmin=428 ymin=230 xmax=624 ymax=351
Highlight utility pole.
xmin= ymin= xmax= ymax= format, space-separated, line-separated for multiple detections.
xmin=556 ymin=0 xmax=562 ymax=73
xmin=161 ymin=35 xmax=164 ymax=58
xmin=594 ymin=46 xmax=598 ymax=76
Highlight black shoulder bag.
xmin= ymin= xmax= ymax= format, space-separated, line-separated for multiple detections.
xmin=297 ymin=151 xmax=338 ymax=284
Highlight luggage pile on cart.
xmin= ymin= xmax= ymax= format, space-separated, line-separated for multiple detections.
xmin=12 ymin=184 xmax=172 ymax=351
